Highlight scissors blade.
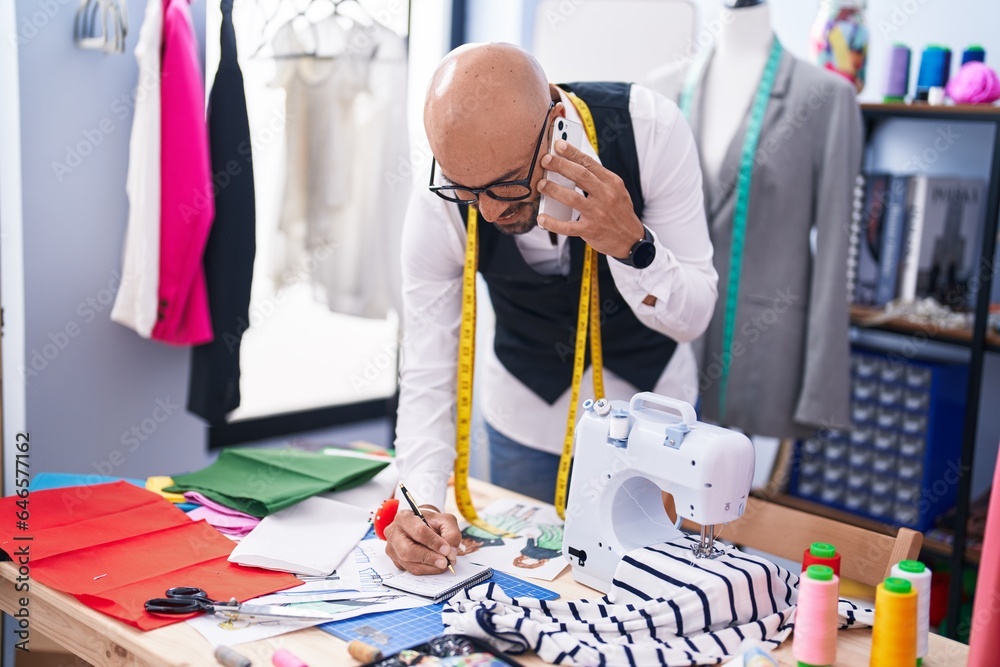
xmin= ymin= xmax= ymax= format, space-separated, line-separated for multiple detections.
xmin=230 ymin=603 xmax=339 ymax=621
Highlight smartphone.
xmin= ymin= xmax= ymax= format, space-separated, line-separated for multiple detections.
xmin=538 ymin=115 xmax=585 ymax=222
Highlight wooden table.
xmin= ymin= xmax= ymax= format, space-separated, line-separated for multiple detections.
xmin=0 ymin=480 xmax=970 ymax=666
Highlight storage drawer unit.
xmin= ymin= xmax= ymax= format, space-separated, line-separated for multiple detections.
xmin=790 ymin=349 xmax=967 ymax=532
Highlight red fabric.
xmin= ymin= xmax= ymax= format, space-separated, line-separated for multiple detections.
xmin=17 ymin=501 xmax=190 ymax=560
xmin=77 ymin=557 xmax=298 ymax=631
xmin=0 ymin=482 xmax=299 ymax=630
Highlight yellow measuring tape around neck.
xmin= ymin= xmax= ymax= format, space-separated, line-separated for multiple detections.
xmin=453 ymin=92 xmax=606 ymax=531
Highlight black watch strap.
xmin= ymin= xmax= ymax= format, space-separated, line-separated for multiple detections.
xmin=615 ymin=226 xmax=656 ymax=269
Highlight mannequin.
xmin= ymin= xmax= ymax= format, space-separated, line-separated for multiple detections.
xmin=700 ymin=1 xmax=774 ymax=179
xmin=646 ymin=0 xmax=862 ymax=440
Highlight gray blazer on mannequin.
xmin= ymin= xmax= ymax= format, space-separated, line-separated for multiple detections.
xmin=650 ymin=48 xmax=862 ymax=439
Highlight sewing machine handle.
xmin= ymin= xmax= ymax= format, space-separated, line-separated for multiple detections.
xmin=628 ymin=392 xmax=697 ymax=427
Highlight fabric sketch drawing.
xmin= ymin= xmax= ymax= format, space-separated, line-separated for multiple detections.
xmin=514 ymin=524 xmax=562 ymax=569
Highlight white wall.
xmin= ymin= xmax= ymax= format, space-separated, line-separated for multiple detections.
xmin=1 ymin=0 xmax=27 ymax=498
xmin=2 ymin=0 xmax=215 ymax=488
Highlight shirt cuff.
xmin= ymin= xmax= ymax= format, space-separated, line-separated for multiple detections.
xmin=395 ymin=470 xmax=450 ymax=516
xmin=609 ymin=227 xmax=673 ymax=299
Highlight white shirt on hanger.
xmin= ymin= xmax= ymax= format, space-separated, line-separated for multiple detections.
xmin=395 ymin=86 xmax=718 ymax=511
xmin=111 ymin=0 xmax=162 ymax=337
xmin=269 ymin=18 xmax=409 ymax=319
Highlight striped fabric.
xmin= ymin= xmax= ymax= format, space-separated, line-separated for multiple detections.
xmin=443 ymin=536 xmax=873 ymax=666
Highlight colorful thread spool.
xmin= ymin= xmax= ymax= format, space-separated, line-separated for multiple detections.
xmin=884 ymin=44 xmax=911 ymax=102
xmin=793 ymin=564 xmax=839 ymax=667
xmin=962 ymin=45 xmax=986 ymax=65
xmin=916 ymin=45 xmax=952 ymax=101
xmin=802 ymin=542 xmax=841 ymax=578
xmin=891 ymin=560 xmax=931 ymax=663
xmin=742 ymin=646 xmax=779 ymax=666
xmin=272 ymin=649 xmax=309 ymax=667
xmin=214 ymin=646 xmax=252 ymax=667
xmin=870 ymin=577 xmax=918 ymax=667
xmin=347 ymin=640 xmax=383 ymax=663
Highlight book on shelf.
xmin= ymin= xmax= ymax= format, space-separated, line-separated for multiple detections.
xmin=849 ymin=172 xmax=987 ymax=310
xmin=897 ymin=175 xmax=928 ymax=303
xmin=875 ymin=175 xmax=910 ymax=305
xmin=851 ymin=172 xmax=890 ymax=306
xmin=912 ymin=177 xmax=987 ymax=310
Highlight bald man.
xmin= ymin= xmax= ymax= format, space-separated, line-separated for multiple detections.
xmin=385 ymin=43 xmax=717 ymax=575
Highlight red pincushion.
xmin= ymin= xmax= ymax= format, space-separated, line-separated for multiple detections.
xmin=373 ymin=498 xmax=399 ymax=540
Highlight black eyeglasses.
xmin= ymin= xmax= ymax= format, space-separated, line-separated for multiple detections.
xmin=428 ymin=101 xmax=556 ymax=204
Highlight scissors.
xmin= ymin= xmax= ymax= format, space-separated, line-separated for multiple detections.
xmin=143 ymin=586 xmax=341 ymax=622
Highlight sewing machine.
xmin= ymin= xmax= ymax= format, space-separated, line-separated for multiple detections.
xmin=562 ymin=392 xmax=755 ymax=593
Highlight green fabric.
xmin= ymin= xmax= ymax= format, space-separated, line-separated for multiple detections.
xmin=165 ymin=448 xmax=390 ymax=517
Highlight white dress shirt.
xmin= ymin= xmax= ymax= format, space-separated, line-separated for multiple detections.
xmin=111 ymin=0 xmax=162 ymax=338
xmin=395 ymin=85 xmax=717 ymax=510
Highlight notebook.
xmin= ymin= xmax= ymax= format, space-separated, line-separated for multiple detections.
xmin=229 ymin=496 xmax=371 ymax=576
xmin=381 ymin=558 xmax=493 ymax=603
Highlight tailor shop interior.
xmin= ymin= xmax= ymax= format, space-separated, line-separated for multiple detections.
xmin=3 ymin=0 xmax=1000 ymax=665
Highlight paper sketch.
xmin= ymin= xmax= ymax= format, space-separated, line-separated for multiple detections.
xmin=458 ymin=499 xmax=568 ymax=581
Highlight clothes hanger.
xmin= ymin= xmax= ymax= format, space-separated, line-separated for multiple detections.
xmin=74 ymin=0 xmax=128 ymax=54
xmin=252 ymin=0 xmax=381 ymax=60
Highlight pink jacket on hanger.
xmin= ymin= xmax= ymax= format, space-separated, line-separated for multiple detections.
xmin=153 ymin=0 xmax=214 ymax=345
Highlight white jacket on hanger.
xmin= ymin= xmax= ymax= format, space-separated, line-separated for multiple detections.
xmin=111 ymin=0 xmax=162 ymax=338
xmin=269 ymin=19 xmax=409 ymax=319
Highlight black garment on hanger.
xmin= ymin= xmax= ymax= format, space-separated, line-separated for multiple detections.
xmin=188 ymin=0 xmax=257 ymax=425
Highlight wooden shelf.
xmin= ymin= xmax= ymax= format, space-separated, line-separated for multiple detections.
xmin=850 ymin=304 xmax=1000 ymax=352
xmin=862 ymin=102 xmax=1000 ymax=119
xmin=761 ymin=492 xmax=982 ymax=564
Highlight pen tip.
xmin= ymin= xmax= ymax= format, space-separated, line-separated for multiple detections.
xmin=448 ymin=564 xmax=456 ymax=575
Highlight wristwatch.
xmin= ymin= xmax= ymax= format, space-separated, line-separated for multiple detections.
xmin=615 ymin=225 xmax=656 ymax=269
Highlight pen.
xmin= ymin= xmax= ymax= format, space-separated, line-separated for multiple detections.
xmin=399 ymin=482 xmax=457 ymax=574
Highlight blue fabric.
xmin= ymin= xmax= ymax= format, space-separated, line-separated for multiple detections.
xmin=30 ymin=472 xmax=146 ymax=491
xmin=30 ymin=473 xmax=199 ymax=512
xmin=486 ymin=422 xmax=560 ymax=503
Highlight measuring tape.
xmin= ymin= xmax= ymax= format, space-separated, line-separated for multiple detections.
xmin=680 ymin=39 xmax=784 ymax=419
xmin=554 ymin=92 xmax=605 ymax=520
xmin=453 ymin=92 xmax=606 ymax=529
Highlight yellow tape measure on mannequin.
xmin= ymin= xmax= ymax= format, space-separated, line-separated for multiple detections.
xmin=453 ymin=92 xmax=606 ymax=531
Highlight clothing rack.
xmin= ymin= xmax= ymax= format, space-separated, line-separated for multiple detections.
xmin=252 ymin=0 xmax=386 ymax=60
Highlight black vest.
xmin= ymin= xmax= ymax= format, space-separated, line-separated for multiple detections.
xmin=472 ymin=81 xmax=677 ymax=404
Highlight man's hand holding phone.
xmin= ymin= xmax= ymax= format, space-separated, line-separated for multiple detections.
xmin=538 ymin=116 xmax=585 ymax=223
xmin=536 ymin=130 xmax=647 ymax=261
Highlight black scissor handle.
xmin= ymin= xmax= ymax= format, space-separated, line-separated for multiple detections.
xmin=165 ymin=586 xmax=229 ymax=606
xmin=165 ymin=586 xmax=209 ymax=599
xmin=144 ymin=597 xmax=205 ymax=615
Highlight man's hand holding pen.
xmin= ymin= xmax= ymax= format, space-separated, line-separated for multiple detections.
xmin=384 ymin=484 xmax=462 ymax=575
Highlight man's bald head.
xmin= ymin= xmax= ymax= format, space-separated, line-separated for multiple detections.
xmin=424 ymin=43 xmax=554 ymax=191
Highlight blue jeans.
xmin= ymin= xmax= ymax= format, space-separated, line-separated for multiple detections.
xmin=486 ymin=422 xmax=561 ymax=503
